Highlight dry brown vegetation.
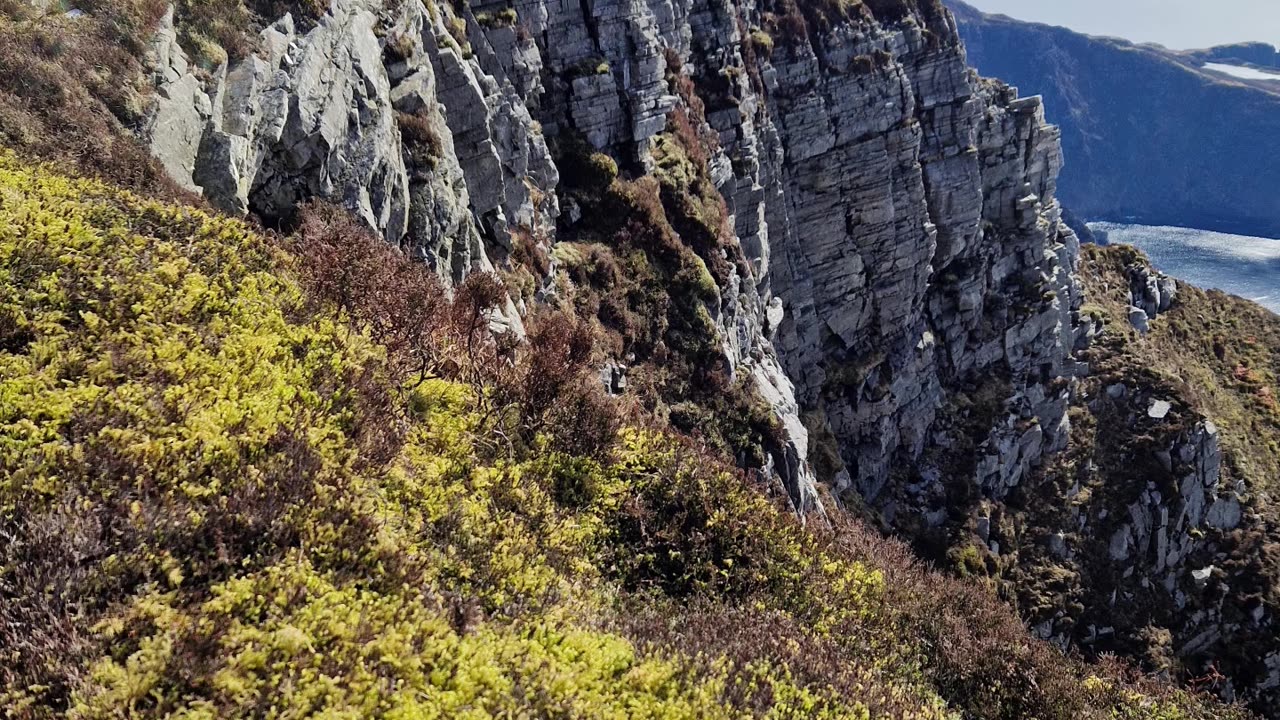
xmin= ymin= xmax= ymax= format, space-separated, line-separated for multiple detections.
xmin=292 ymin=201 xmax=620 ymax=462
xmin=0 ymin=0 xmax=189 ymax=198
xmin=550 ymin=123 xmax=786 ymax=472
xmin=397 ymin=109 xmax=443 ymax=168
xmin=759 ymin=0 xmax=949 ymax=49
xmin=1080 ymin=244 xmax=1280 ymax=491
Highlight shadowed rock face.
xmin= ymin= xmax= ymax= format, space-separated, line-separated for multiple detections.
xmin=949 ymin=0 xmax=1280 ymax=240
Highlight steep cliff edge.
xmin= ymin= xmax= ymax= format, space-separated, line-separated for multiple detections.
xmin=949 ymin=0 xmax=1280 ymax=239
xmin=125 ymin=0 xmax=1234 ymax=703
xmin=0 ymin=0 xmax=1272 ymax=716
xmin=755 ymin=5 xmax=1080 ymax=515
xmin=985 ymin=244 xmax=1280 ymax=715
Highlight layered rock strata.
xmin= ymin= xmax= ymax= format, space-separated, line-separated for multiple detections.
xmin=140 ymin=0 xmax=1084 ymax=543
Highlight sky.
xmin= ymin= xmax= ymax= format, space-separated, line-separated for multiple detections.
xmin=962 ymin=0 xmax=1280 ymax=50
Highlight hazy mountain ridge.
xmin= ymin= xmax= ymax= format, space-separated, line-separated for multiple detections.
xmin=950 ymin=0 xmax=1280 ymax=239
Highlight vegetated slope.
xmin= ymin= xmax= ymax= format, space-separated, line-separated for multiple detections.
xmin=944 ymin=244 xmax=1280 ymax=717
xmin=948 ymin=1 xmax=1280 ymax=239
xmin=0 ymin=0 xmax=185 ymax=198
xmin=0 ymin=0 xmax=1267 ymax=717
xmin=0 ymin=157 xmax=1246 ymax=719
xmin=1081 ymin=246 xmax=1280 ymax=494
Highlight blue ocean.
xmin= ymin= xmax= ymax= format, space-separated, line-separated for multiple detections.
xmin=1088 ymin=222 xmax=1280 ymax=314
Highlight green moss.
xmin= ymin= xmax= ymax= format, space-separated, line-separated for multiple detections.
xmin=445 ymin=15 xmax=471 ymax=56
xmin=567 ymin=56 xmax=611 ymax=78
xmin=749 ymin=28 xmax=775 ymax=57
xmin=583 ymin=152 xmax=619 ymax=188
xmin=1079 ymin=302 xmax=1109 ymax=323
xmin=549 ymin=241 xmax=589 ymax=268
xmin=947 ymin=545 xmax=988 ymax=579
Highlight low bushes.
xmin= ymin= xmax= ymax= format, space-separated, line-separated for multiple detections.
xmin=551 ymin=117 xmax=783 ymax=471
xmin=396 ymin=110 xmax=443 ymax=169
xmin=0 ymin=146 xmax=1248 ymax=719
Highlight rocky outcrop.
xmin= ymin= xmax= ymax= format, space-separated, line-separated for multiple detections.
xmin=141 ymin=0 xmax=824 ymax=513
xmin=523 ymin=0 xmax=1078 ymax=517
xmin=965 ymin=244 xmax=1280 ymax=715
xmin=142 ymin=0 xmax=559 ymax=284
xmin=950 ymin=0 xmax=1280 ymax=240
xmin=1125 ymin=261 xmax=1177 ymax=333
xmin=137 ymin=0 xmax=1280 ymax=712
xmin=139 ymin=0 xmax=1082 ymax=542
xmin=751 ymin=12 xmax=1082 ymax=520
xmin=147 ymin=4 xmax=410 ymax=237
xmin=1014 ymin=357 xmax=1275 ymax=710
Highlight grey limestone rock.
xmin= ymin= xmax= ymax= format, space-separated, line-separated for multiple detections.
xmin=1128 ymin=262 xmax=1178 ymax=321
xmin=757 ymin=14 xmax=1079 ymax=511
xmin=1148 ymin=399 xmax=1173 ymax=419
xmin=143 ymin=0 xmax=410 ymax=240
xmin=141 ymin=7 xmax=210 ymax=193
xmin=1128 ymin=306 xmax=1150 ymax=333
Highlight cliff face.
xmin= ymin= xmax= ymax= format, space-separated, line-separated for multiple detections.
xmin=949 ymin=0 xmax=1280 ymax=239
xmin=135 ymin=0 xmax=1101 ymax=670
xmin=758 ymin=12 xmax=1081 ymax=512
xmin=142 ymin=0 xmax=1082 ymax=521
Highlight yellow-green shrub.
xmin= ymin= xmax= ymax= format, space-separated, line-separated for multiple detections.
xmin=0 ymin=154 xmax=1249 ymax=720
xmin=71 ymin=558 xmax=733 ymax=720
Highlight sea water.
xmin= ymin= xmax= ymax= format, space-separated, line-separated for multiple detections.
xmin=1088 ymin=222 xmax=1280 ymax=314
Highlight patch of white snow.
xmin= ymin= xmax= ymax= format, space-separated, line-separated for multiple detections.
xmin=1204 ymin=62 xmax=1280 ymax=81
